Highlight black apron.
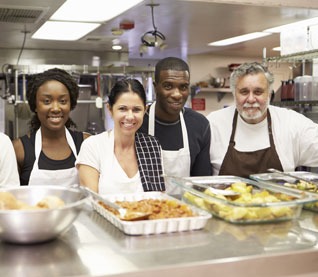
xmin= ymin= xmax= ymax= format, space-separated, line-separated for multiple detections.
xmin=219 ymin=110 xmax=283 ymax=178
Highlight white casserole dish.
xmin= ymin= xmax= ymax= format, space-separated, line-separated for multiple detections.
xmin=91 ymin=191 xmax=211 ymax=235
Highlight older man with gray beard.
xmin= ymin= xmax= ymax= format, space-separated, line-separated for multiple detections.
xmin=207 ymin=62 xmax=318 ymax=177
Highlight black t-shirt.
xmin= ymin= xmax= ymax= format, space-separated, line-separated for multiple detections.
xmin=19 ymin=130 xmax=84 ymax=186
xmin=138 ymin=107 xmax=212 ymax=176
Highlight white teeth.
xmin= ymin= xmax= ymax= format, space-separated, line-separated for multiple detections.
xmin=122 ymin=122 xmax=134 ymax=127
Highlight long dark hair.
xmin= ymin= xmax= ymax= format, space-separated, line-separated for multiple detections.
xmin=27 ymin=68 xmax=79 ymax=132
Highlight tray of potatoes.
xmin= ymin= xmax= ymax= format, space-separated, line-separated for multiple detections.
xmin=165 ymin=175 xmax=318 ymax=224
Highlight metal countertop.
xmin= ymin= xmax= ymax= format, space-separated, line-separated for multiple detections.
xmin=1 ymin=204 xmax=318 ymax=277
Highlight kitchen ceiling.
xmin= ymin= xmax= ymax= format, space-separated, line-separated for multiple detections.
xmin=1 ymin=0 xmax=318 ymax=62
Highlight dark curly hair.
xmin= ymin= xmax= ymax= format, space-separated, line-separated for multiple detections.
xmin=27 ymin=68 xmax=79 ymax=132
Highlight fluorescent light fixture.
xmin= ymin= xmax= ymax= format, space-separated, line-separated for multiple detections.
xmin=272 ymin=46 xmax=281 ymax=51
xmin=51 ymin=0 xmax=143 ymax=22
xmin=208 ymin=32 xmax=272 ymax=46
xmin=32 ymin=21 xmax=100 ymax=41
xmin=264 ymin=17 xmax=318 ymax=33
xmin=112 ymin=45 xmax=122 ymax=50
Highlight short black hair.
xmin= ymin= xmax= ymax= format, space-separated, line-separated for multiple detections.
xmin=108 ymin=78 xmax=146 ymax=108
xmin=154 ymin=57 xmax=190 ymax=83
xmin=26 ymin=68 xmax=79 ymax=132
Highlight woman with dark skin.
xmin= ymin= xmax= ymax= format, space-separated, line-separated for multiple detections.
xmin=13 ymin=68 xmax=90 ymax=186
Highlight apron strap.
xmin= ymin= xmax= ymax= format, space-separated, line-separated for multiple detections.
xmin=34 ymin=127 xmax=78 ymax=168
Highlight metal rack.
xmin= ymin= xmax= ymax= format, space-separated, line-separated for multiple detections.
xmin=266 ymin=49 xmax=318 ymax=63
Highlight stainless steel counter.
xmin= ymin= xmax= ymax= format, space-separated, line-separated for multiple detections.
xmin=1 ymin=204 xmax=318 ymax=277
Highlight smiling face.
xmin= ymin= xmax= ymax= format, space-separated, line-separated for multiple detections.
xmin=109 ymin=91 xmax=145 ymax=137
xmin=35 ymin=80 xmax=71 ymax=132
xmin=154 ymin=69 xmax=190 ymax=122
xmin=235 ymin=72 xmax=271 ymax=124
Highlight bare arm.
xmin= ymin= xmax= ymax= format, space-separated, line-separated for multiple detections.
xmin=12 ymin=138 xmax=25 ymax=174
xmin=77 ymin=164 xmax=99 ymax=192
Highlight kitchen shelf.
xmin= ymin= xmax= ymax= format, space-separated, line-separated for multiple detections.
xmin=197 ymin=87 xmax=232 ymax=93
xmin=194 ymin=87 xmax=232 ymax=102
xmin=271 ymin=100 xmax=318 ymax=107
xmin=267 ymin=49 xmax=318 ymax=63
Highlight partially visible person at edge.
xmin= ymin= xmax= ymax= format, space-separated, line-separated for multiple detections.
xmin=0 ymin=132 xmax=19 ymax=186
xmin=76 ymin=79 xmax=165 ymax=194
xmin=13 ymin=68 xmax=90 ymax=186
xmin=138 ymin=57 xmax=212 ymax=194
xmin=207 ymin=62 xmax=318 ymax=178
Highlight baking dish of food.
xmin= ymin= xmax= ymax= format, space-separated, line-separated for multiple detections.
xmin=164 ymin=175 xmax=318 ymax=224
xmin=250 ymin=171 xmax=318 ymax=212
xmin=91 ymin=191 xmax=211 ymax=235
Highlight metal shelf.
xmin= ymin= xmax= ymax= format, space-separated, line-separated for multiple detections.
xmin=194 ymin=87 xmax=232 ymax=102
xmin=4 ymin=64 xmax=155 ymax=75
xmin=14 ymin=100 xmax=108 ymax=105
xmin=267 ymin=49 xmax=318 ymax=63
xmin=196 ymin=87 xmax=232 ymax=93
xmin=271 ymin=100 xmax=318 ymax=107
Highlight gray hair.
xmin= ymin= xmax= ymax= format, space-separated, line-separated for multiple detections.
xmin=230 ymin=62 xmax=274 ymax=92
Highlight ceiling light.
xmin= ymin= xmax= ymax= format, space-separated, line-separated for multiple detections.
xmin=51 ymin=0 xmax=143 ymax=22
xmin=264 ymin=17 xmax=318 ymax=33
xmin=111 ymin=28 xmax=124 ymax=36
xmin=32 ymin=0 xmax=142 ymax=41
xmin=112 ymin=45 xmax=122 ymax=50
xmin=208 ymin=32 xmax=272 ymax=46
xmin=32 ymin=21 xmax=100 ymax=41
xmin=141 ymin=4 xmax=166 ymax=48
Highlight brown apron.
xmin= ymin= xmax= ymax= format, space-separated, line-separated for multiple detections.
xmin=219 ymin=110 xmax=283 ymax=178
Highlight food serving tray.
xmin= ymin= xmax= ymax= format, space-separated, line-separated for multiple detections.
xmin=91 ymin=192 xmax=211 ymax=235
xmin=164 ymin=175 xmax=318 ymax=224
xmin=250 ymin=171 xmax=318 ymax=212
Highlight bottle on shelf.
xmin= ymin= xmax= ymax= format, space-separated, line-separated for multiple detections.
xmin=286 ymin=79 xmax=295 ymax=101
xmin=294 ymin=75 xmax=313 ymax=101
xmin=281 ymin=81 xmax=288 ymax=101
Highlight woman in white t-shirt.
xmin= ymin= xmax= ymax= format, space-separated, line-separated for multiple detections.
xmin=76 ymin=79 xmax=165 ymax=194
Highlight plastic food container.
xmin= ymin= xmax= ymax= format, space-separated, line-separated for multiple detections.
xmin=164 ymin=176 xmax=318 ymax=224
xmin=250 ymin=171 xmax=318 ymax=213
xmin=91 ymin=192 xmax=211 ymax=235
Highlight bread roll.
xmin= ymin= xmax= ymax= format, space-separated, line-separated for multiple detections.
xmin=0 ymin=192 xmax=20 ymax=210
xmin=36 ymin=195 xmax=65 ymax=209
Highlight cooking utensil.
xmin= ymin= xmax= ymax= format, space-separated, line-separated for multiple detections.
xmin=267 ymin=168 xmax=318 ymax=185
xmin=164 ymin=175 xmax=239 ymax=196
xmin=0 ymin=185 xmax=89 ymax=244
xmin=192 ymin=182 xmax=240 ymax=196
xmin=80 ymin=186 xmax=151 ymax=221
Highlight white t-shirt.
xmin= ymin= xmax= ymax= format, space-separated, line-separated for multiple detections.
xmin=207 ymin=105 xmax=318 ymax=175
xmin=0 ymin=133 xmax=19 ymax=186
xmin=76 ymin=130 xmax=144 ymax=194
